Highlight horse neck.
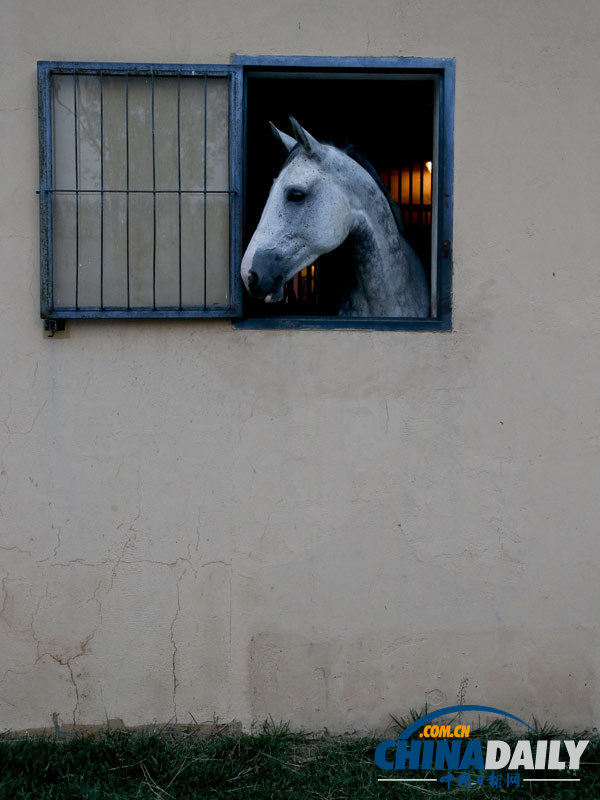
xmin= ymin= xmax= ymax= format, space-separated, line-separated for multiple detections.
xmin=342 ymin=163 xmax=427 ymax=316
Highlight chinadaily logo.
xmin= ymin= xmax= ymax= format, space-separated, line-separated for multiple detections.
xmin=374 ymin=705 xmax=589 ymax=790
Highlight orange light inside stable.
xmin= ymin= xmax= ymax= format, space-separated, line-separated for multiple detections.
xmin=293 ymin=264 xmax=316 ymax=300
xmin=376 ymin=162 xmax=433 ymax=239
xmin=389 ymin=169 xmax=399 ymax=203
xmin=401 ymin=167 xmax=411 ymax=204
xmin=422 ymin=165 xmax=432 ymax=205
xmin=389 ymin=163 xmax=431 ymax=206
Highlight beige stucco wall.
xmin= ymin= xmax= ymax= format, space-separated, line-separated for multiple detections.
xmin=1 ymin=0 xmax=599 ymax=734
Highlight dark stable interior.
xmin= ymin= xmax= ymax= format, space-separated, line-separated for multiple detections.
xmin=244 ymin=72 xmax=434 ymax=316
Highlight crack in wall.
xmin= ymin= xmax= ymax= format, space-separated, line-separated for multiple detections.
xmin=0 ymin=577 xmax=32 ymax=635
xmin=108 ymin=469 xmax=142 ymax=591
xmin=0 ymin=441 xmax=233 ymax=729
xmin=7 ymin=399 xmax=48 ymax=437
xmin=27 ymin=578 xmax=104 ymax=726
xmin=0 ymin=545 xmax=33 ymax=556
xmin=0 ymin=693 xmax=17 ymax=709
xmin=48 ymin=556 xmax=198 ymax=576
xmin=0 ymin=667 xmax=29 ymax=684
xmin=170 ymin=570 xmax=184 ymax=721
xmin=45 ymin=654 xmax=83 ymax=728
xmin=37 ymin=526 xmax=63 ymax=564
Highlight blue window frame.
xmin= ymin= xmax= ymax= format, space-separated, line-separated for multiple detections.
xmin=38 ymin=56 xmax=454 ymax=331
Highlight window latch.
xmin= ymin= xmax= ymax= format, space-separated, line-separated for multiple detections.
xmin=44 ymin=319 xmax=66 ymax=337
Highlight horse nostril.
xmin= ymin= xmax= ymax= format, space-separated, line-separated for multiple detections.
xmin=248 ymin=270 xmax=259 ymax=289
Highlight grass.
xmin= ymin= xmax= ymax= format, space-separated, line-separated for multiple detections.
xmin=0 ymin=719 xmax=598 ymax=799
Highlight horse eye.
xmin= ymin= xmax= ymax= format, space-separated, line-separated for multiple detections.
xmin=286 ymin=188 xmax=306 ymax=203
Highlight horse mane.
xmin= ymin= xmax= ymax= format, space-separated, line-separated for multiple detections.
xmin=342 ymin=145 xmax=406 ymax=238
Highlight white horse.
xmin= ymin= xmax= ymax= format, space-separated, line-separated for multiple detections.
xmin=240 ymin=118 xmax=430 ymax=317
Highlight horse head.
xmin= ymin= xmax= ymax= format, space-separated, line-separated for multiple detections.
xmin=241 ymin=118 xmax=353 ymax=303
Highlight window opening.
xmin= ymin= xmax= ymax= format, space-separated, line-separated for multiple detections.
xmin=244 ymin=72 xmax=435 ymax=318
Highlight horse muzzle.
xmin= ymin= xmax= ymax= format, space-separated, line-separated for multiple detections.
xmin=243 ymin=249 xmax=287 ymax=302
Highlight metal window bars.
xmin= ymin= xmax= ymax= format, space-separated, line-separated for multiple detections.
xmin=38 ymin=62 xmax=242 ymax=319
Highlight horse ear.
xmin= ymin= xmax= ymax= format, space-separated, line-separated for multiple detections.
xmin=289 ymin=116 xmax=322 ymax=159
xmin=269 ymin=122 xmax=296 ymax=153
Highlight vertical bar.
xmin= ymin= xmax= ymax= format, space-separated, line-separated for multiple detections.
xmin=439 ymin=61 xmax=455 ymax=324
xmin=73 ymin=71 xmax=79 ymax=310
xmin=430 ymin=76 xmax=440 ymax=319
xmin=126 ymin=73 xmax=130 ymax=310
xmin=177 ymin=72 xmax=182 ymax=309
xmin=151 ymin=71 xmax=157 ymax=310
xmin=419 ymin=161 xmax=424 ymax=231
xmin=229 ymin=66 xmax=244 ymax=316
xmin=38 ymin=63 xmax=53 ymax=317
xmin=390 ymin=168 xmax=399 ymax=204
xmin=203 ymin=72 xmax=207 ymax=310
xmin=100 ymin=71 xmax=104 ymax=310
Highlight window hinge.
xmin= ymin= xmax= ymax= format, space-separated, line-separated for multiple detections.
xmin=44 ymin=319 xmax=66 ymax=337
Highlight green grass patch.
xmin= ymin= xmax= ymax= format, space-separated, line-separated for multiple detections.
xmin=0 ymin=720 xmax=598 ymax=799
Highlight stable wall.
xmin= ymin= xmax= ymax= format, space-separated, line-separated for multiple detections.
xmin=1 ymin=0 xmax=599 ymax=733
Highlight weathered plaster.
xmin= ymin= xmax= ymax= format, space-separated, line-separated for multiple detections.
xmin=1 ymin=0 xmax=599 ymax=733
